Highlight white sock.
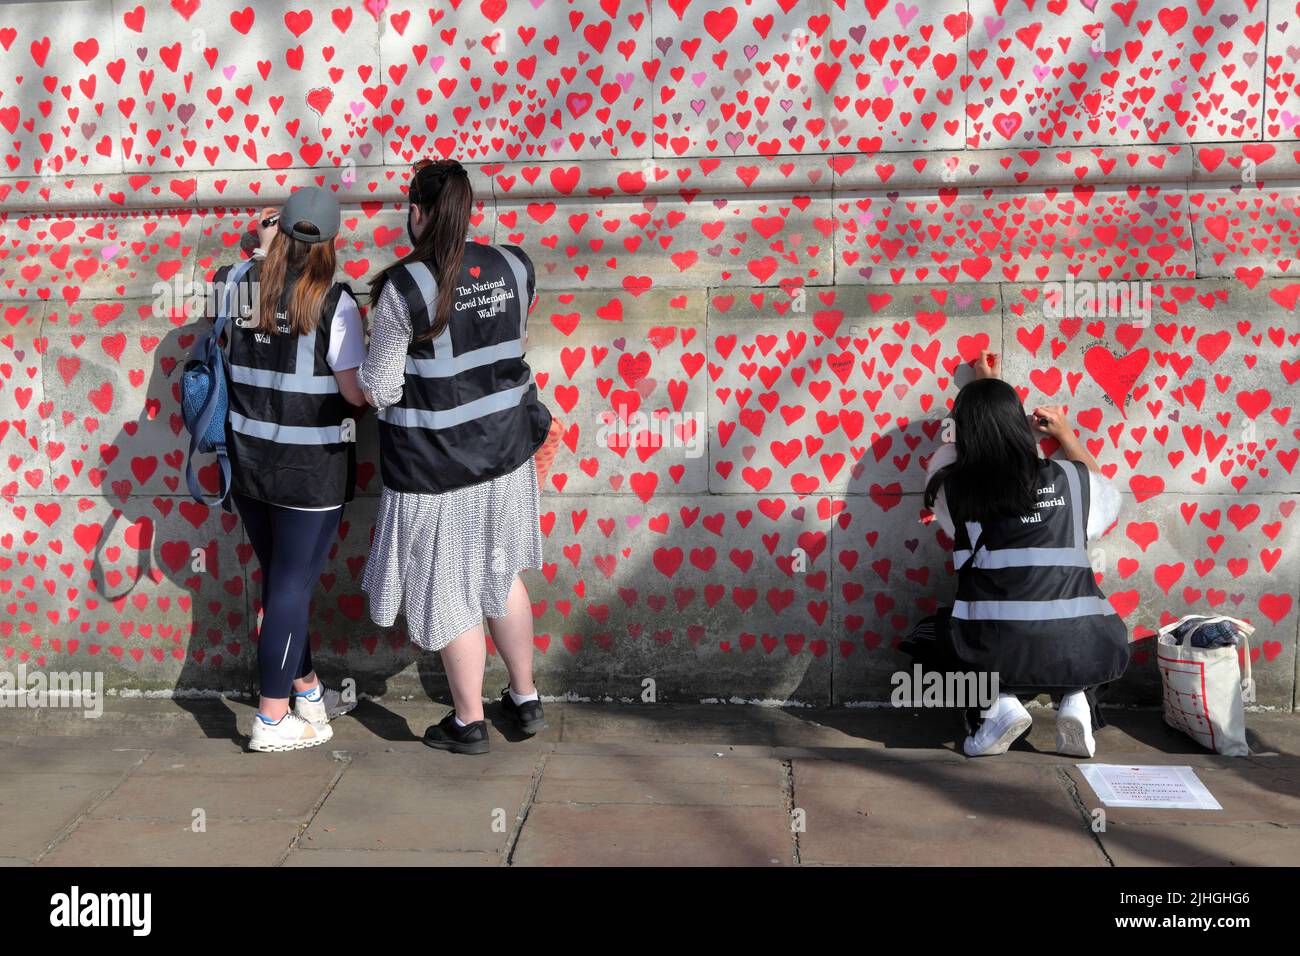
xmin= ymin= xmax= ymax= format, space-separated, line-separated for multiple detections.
xmin=452 ymin=714 xmax=468 ymax=728
xmin=509 ymin=686 xmax=539 ymax=706
xmin=982 ymin=693 xmax=1020 ymax=720
xmin=1061 ymin=690 xmax=1089 ymax=713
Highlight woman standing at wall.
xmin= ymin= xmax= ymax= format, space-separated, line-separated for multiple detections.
xmin=214 ymin=187 xmax=365 ymax=752
xmin=923 ymin=351 xmax=1130 ymax=758
xmin=359 ymin=159 xmax=553 ymax=756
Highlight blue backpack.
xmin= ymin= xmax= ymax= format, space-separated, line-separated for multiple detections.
xmin=181 ymin=259 xmax=254 ymax=507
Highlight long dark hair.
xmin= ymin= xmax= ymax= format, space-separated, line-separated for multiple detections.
xmin=924 ymin=378 xmax=1041 ymax=526
xmin=257 ymin=222 xmax=335 ymax=335
xmin=369 ymin=158 xmax=473 ymax=341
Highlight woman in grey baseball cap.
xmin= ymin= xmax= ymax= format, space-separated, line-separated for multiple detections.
xmin=210 ymin=186 xmax=366 ymax=753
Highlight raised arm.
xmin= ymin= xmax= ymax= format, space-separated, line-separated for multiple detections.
xmin=970 ymin=348 xmax=1103 ymax=475
xmin=1031 ymin=406 xmax=1104 ymax=475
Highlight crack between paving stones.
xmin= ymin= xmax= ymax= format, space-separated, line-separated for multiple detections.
xmin=1056 ymin=765 xmax=1115 ymax=866
xmin=31 ymin=747 xmax=152 ymax=864
xmin=963 ymin=0 xmax=972 ymax=150
xmin=782 ymin=758 xmax=801 ymax=865
xmin=503 ymin=750 xmax=550 ymax=866
xmin=1261 ymin=2 xmax=1272 ymax=140
xmin=1105 ymin=820 xmax=1294 ymax=830
xmin=35 ymin=301 xmax=54 ymax=491
xmin=273 ymin=750 xmax=353 ymax=867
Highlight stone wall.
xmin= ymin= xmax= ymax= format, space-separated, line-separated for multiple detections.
xmin=1 ymin=0 xmax=1297 ymax=707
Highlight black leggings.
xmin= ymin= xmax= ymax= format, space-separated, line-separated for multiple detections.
xmin=234 ymin=493 xmax=341 ymax=700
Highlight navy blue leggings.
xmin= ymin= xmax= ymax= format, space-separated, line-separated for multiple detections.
xmin=234 ymin=493 xmax=341 ymax=700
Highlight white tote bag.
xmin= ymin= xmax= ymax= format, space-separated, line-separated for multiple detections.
xmin=1156 ymin=615 xmax=1255 ymax=757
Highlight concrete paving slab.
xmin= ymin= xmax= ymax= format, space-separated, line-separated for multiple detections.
xmin=341 ymin=748 xmax=540 ymax=780
xmin=1069 ymin=764 xmax=1300 ymax=826
xmin=283 ymin=848 xmax=499 ymax=867
xmin=793 ymin=761 xmax=1107 ymax=866
xmin=511 ymin=802 xmax=792 ymax=866
xmin=38 ymin=819 xmax=302 ymax=866
xmin=0 ymin=771 xmax=122 ymax=858
xmin=793 ymin=756 xmax=1065 ymax=793
xmin=535 ymin=753 xmax=785 ymax=806
xmin=301 ymin=772 xmax=531 ymax=853
xmin=0 ymin=743 xmax=148 ymax=774
xmin=1099 ymin=822 xmax=1300 ymax=867
xmin=89 ymin=768 xmax=337 ymax=823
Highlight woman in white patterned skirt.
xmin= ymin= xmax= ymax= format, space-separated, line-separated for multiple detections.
xmin=358 ymin=158 xmax=553 ymax=755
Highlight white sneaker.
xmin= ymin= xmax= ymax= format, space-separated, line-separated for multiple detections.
xmin=962 ymin=696 xmax=1032 ymax=757
xmin=1056 ymin=692 xmax=1096 ymax=758
xmin=319 ymin=684 xmax=357 ymax=720
xmin=292 ymin=684 xmax=329 ymax=729
xmin=248 ymin=712 xmax=333 ymax=753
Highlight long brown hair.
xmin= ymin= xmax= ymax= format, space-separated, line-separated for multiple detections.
xmin=369 ymin=159 xmax=473 ymax=341
xmin=257 ymin=222 xmax=336 ymax=335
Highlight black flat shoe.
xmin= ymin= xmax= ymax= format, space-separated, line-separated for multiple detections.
xmin=423 ymin=713 xmax=490 ymax=755
xmin=500 ymin=688 xmax=547 ymax=736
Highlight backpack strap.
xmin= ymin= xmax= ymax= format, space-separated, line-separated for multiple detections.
xmin=186 ymin=259 xmax=254 ymax=509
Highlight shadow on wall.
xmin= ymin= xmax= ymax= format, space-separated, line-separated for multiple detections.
xmin=83 ymin=317 xmax=455 ymax=741
xmin=78 ymin=302 xmax=1140 ymax=742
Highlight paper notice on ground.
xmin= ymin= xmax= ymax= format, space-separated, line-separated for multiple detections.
xmin=1079 ymin=765 xmax=1222 ymax=810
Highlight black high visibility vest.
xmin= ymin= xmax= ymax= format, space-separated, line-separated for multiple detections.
xmin=215 ymin=261 xmax=357 ymax=508
xmin=947 ymin=458 xmax=1130 ymax=690
xmin=377 ymin=242 xmax=551 ymax=494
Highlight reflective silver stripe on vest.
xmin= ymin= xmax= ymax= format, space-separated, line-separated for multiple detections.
xmin=230 ymin=411 xmax=342 ymax=445
xmin=492 ymin=244 xmax=530 ymax=338
xmin=404 ymin=260 xmax=439 ymax=318
xmin=952 ymin=547 xmax=1094 ymax=570
xmin=953 ymin=461 xmax=1089 ymax=568
xmin=405 ymin=339 xmax=524 ymax=378
xmin=954 ymin=520 xmax=983 ymax=566
xmin=402 ymin=261 xmax=452 ymax=355
xmin=378 ymin=382 xmax=530 ymax=430
xmin=1061 ymin=457 xmax=1085 ymax=544
xmin=952 ymin=596 xmax=1114 ymax=621
xmin=228 ymin=326 xmax=339 ymax=394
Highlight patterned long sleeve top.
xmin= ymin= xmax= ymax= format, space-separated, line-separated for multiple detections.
xmin=357 ymin=281 xmax=411 ymax=411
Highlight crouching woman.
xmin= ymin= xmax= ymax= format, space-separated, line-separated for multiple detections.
xmin=923 ymin=351 xmax=1130 ymax=758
